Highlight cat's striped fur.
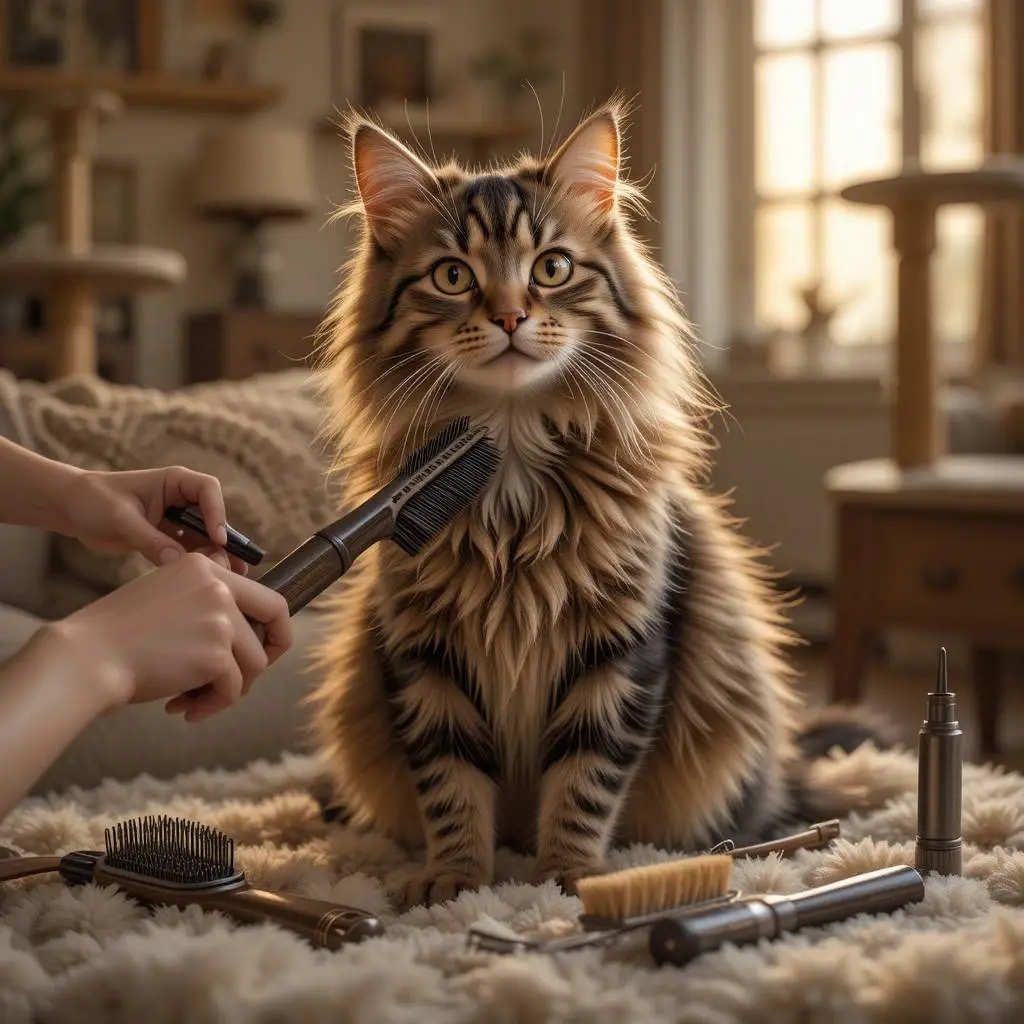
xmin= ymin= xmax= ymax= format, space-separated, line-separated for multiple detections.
xmin=309 ymin=100 xmax=884 ymax=908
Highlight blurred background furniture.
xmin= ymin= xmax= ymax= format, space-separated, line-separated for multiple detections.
xmin=825 ymin=165 xmax=1024 ymax=755
xmin=184 ymin=308 xmax=322 ymax=382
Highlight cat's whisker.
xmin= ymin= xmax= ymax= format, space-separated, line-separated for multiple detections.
xmin=400 ymin=356 xmax=457 ymax=466
xmin=373 ymin=353 xmax=449 ymax=465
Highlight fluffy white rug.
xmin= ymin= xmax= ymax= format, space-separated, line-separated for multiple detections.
xmin=3 ymin=744 xmax=1024 ymax=1024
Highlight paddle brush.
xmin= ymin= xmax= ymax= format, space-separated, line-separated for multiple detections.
xmin=174 ymin=415 xmax=501 ymax=695
xmin=0 ymin=815 xmax=385 ymax=948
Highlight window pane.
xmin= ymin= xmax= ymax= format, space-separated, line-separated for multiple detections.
xmin=821 ymin=0 xmax=899 ymax=39
xmin=755 ymin=0 xmax=815 ymax=47
xmin=919 ymin=0 xmax=981 ymax=17
xmin=755 ymin=54 xmax=814 ymax=195
xmin=822 ymin=200 xmax=895 ymax=344
xmin=918 ymin=19 xmax=984 ymax=169
xmin=933 ymin=206 xmax=984 ymax=344
xmin=755 ymin=203 xmax=814 ymax=332
xmin=822 ymin=44 xmax=900 ymax=189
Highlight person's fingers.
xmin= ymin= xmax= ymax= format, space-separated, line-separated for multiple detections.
xmin=162 ymin=467 xmax=228 ymax=547
xmin=224 ymin=602 xmax=269 ymax=694
xmin=112 ymin=497 xmax=185 ymax=565
xmin=181 ymin=660 xmax=244 ymax=723
xmin=219 ymin=572 xmax=293 ymax=664
xmin=227 ymin=553 xmax=250 ymax=577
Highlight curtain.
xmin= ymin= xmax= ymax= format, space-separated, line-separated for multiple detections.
xmin=577 ymin=0 xmax=664 ymax=248
xmin=976 ymin=0 xmax=1024 ymax=372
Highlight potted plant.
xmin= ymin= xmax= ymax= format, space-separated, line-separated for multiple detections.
xmin=468 ymin=28 xmax=555 ymax=118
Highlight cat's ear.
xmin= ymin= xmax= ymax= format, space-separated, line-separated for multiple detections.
xmin=351 ymin=121 xmax=438 ymax=247
xmin=545 ymin=106 xmax=620 ymax=214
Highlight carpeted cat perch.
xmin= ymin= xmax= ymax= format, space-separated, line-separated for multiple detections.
xmin=3 ymin=742 xmax=1024 ymax=1023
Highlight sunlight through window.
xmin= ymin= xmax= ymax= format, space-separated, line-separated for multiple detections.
xmin=753 ymin=0 xmax=984 ymax=348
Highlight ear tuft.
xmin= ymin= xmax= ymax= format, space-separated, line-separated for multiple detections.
xmin=545 ymin=107 xmax=620 ymax=214
xmin=351 ymin=121 xmax=438 ymax=247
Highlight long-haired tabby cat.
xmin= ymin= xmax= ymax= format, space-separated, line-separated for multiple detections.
xmin=310 ymin=100 xmax=885 ymax=909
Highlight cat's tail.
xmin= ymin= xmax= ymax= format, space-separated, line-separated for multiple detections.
xmin=785 ymin=704 xmax=902 ymax=823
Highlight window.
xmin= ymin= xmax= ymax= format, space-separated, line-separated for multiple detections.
xmin=752 ymin=0 xmax=985 ymax=350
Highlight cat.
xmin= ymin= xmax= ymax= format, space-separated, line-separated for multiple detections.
xmin=309 ymin=99 xmax=886 ymax=909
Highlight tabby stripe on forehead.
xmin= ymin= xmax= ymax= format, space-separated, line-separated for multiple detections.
xmin=579 ymin=259 xmax=637 ymax=322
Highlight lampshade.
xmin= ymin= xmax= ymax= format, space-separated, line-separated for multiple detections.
xmin=193 ymin=121 xmax=315 ymax=221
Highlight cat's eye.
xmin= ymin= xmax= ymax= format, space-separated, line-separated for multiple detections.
xmin=432 ymin=259 xmax=475 ymax=295
xmin=531 ymin=250 xmax=573 ymax=288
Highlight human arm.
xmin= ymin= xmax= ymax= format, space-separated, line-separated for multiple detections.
xmin=0 ymin=437 xmax=243 ymax=571
xmin=0 ymin=553 xmax=292 ymax=821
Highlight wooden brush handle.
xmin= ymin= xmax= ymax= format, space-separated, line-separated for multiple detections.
xmin=195 ymin=887 xmax=385 ymax=948
xmin=729 ymin=819 xmax=841 ymax=860
xmin=0 ymin=855 xmax=62 ymax=882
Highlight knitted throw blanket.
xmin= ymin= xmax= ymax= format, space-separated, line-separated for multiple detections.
xmin=0 ymin=369 xmax=340 ymax=607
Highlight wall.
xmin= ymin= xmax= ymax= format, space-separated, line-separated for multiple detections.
xmin=84 ymin=0 xmax=578 ymax=389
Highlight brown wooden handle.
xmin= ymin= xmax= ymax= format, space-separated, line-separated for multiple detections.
xmin=0 ymin=855 xmax=62 ymax=882
xmin=200 ymin=887 xmax=385 ymax=948
xmin=920 ymin=564 xmax=960 ymax=592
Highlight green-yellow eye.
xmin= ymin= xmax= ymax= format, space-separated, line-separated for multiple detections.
xmin=432 ymin=259 xmax=475 ymax=295
xmin=531 ymin=251 xmax=573 ymax=288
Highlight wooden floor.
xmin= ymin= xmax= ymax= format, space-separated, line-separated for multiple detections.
xmin=792 ymin=642 xmax=1024 ymax=772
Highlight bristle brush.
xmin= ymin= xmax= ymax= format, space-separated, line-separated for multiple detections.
xmin=0 ymin=815 xmax=384 ymax=948
xmin=177 ymin=416 xmax=501 ymax=696
xmin=466 ymin=819 xmax=842 ymax=954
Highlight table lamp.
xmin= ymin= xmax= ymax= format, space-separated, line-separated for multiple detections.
xmin=192 ymin=120 xmax=315 ymax=308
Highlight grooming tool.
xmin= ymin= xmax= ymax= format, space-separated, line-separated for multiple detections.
xmin=648 ymin=864 xmax=925 ymax=968
xmin=915 ymin=646 xmax=963 ymax=877
xmin=181 ymin=415 xmax=501 ymax=697
xmin=464 ymin=820 xmax=846 ymax=956
xmin=574 ymin=819 xmax=842 ymax=928
xmin=163 ymin=506 xmax=266 ymax=566
xmin=0 ymin=816 xmax=385 ymax=949
xmin=0 ymin=852 xmax=62 ymax=882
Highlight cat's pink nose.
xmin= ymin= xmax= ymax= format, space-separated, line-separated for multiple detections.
xmin=491 ymin=309 xmax=528 ymax=335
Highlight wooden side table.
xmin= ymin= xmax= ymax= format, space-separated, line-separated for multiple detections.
xmin=826 ymin=456 xmax=1024 ymax=757
xmin=184 ymin=309 xmax=323 ymax=383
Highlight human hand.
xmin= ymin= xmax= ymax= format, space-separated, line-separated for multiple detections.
xmin=51 ymin=552 xmax=292 ymax=722
xmin=61 ymin=465 xmax=247 ymax=573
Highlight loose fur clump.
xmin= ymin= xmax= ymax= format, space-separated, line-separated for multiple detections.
xmin=308 ymin=98 xmax=885 ymax=909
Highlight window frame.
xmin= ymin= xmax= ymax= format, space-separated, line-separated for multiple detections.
xmin=662 ymin=0 xmax=984 ymax=376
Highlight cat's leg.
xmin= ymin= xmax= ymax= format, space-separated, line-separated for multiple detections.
xmin=387 ymin=666 xmax=499 ymax=907
xmin=534 ymin=662 xmax=665 ymax=891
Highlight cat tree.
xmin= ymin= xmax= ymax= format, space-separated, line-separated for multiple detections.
xmin=824 ymin=161 xmax=1024 ymax=758
xmin=0 ymin=88 xmax=185 ymax=378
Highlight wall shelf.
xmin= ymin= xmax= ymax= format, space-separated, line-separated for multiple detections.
xmin=0 ymin=68 xmax=280 ymax=114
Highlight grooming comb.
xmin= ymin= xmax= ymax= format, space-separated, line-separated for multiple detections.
xmin=179 ymin=416 xmax=501 ymax=696
xmin=0 ymin=815 xmax=384 ymax=949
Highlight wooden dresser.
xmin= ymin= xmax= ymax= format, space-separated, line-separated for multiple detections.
xmin=826 ymin=456 xmax=1024 ymax=756
xmin=184 ymin=309 xmax=324 ymax=383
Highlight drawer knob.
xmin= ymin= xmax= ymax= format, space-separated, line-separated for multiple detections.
xmin=920 ymin=565 xmax=960 ymax=592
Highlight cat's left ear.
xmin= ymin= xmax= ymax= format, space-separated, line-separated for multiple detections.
xmin=545 ymin=106 xmax=620 ymax=215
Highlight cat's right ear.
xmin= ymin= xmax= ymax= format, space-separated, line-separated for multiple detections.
xmin=351 ymin=122 xmax=437 ymax=248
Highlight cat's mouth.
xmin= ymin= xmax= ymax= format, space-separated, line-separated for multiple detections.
xmin=458 ymin=336 xmax=560 ymax=392
xmin=482 ymin=342 xmax=540 ymax=367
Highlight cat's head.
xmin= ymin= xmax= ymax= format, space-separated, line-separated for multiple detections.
xmin=324 ymin=100 xmax=700 ymax=466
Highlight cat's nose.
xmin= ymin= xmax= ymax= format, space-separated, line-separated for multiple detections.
xmin=490 ymin=309 xmax=528 ymax=335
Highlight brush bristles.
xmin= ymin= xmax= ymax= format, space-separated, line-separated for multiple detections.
xmin=397 ymin=416 xmax=473 ymax=477
xmin=575 ymin=853 xmax=734 ymax=921
xmin=392 ymin=434 xmax=502 ymax=555
xmin=103 ymin=814 xmax=235 ymax=885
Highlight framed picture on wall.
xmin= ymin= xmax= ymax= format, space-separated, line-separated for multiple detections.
xmin=332 ymin=3 xmax=439 ymax=115
xmin=1 ymin=0 xmax=159 ymax=74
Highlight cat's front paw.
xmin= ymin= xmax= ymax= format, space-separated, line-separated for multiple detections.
xmin=396 ymin=864 xmax=489 ymax=909
xmin=532 ymin=860 xmax=607 ymax=897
